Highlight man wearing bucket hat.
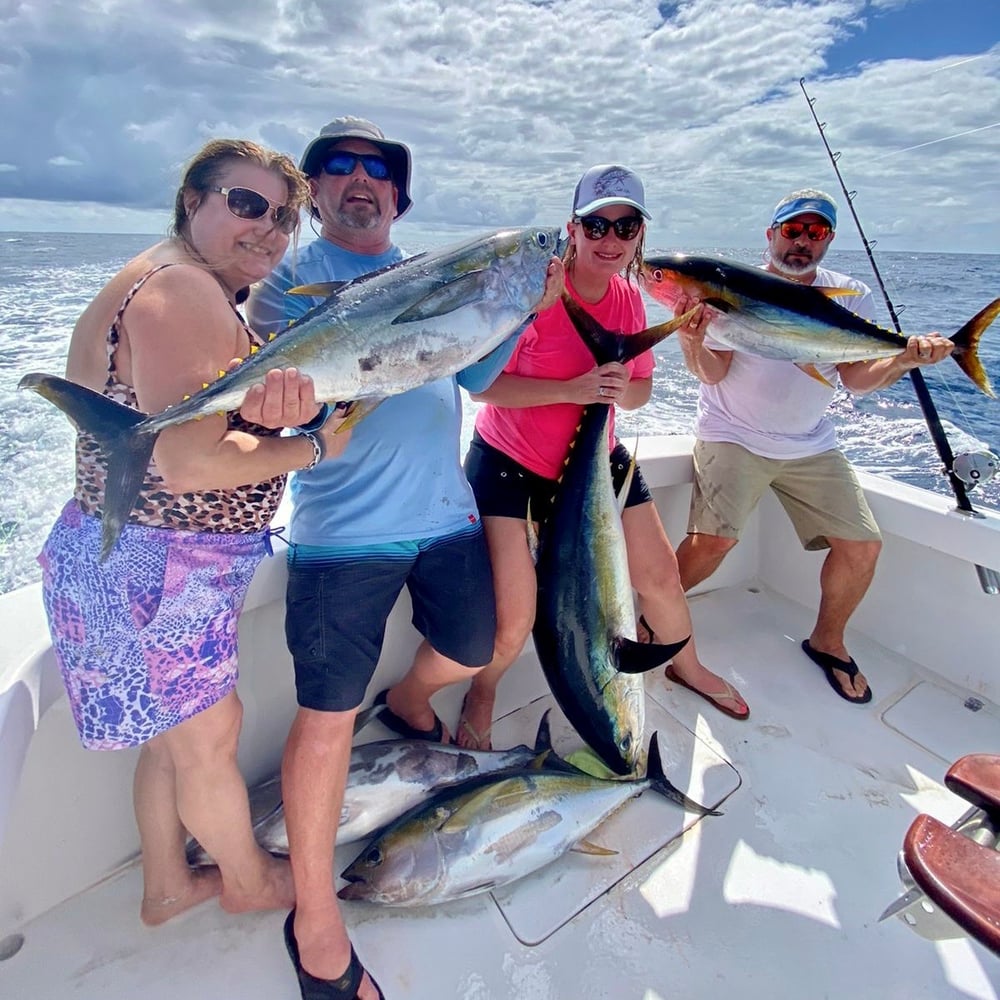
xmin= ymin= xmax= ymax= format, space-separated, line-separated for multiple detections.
xmin=251 ymin=116 xmax=412 ymax=329
xmin=247 ymin=117 xmax=560 ymax=1000
xmin=672 ymin=187 xmax=953 ymax=708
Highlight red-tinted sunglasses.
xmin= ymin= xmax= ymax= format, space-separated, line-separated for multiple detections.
xmin=778 ymin=220 xmax=832 ymax=241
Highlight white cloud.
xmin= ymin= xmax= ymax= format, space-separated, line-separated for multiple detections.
xmin=0 ymin=0 xmax=997 ymax=251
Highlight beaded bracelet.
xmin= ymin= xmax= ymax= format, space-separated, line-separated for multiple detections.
xmin=300 ymin=431 xmax=324 ymax=470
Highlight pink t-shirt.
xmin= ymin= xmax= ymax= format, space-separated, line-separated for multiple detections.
xmin=475 ymin=274 xmax=654 ymax=480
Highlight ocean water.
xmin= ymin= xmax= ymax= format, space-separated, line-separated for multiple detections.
xmin=1 ymin=228 xmax=998 ymax=597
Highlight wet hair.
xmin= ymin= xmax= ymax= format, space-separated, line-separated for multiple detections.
xmin=170 ymin=138 xmax=311 ymax=236
xmin=563 ymin=224 xmax=646 ymax=286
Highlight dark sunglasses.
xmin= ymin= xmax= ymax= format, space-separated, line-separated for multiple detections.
xmin=778 ymin=220 xmax=832 ymax=241
xmin=211 ymin=186 xmax=299 ymax=234
xmin=321 ymin=151 xmax=393 ymax=181
xmin=576 ymin=214 xmax=644 ymax=241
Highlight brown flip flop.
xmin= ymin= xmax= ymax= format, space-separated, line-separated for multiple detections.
xmin=664 ymin=664 xmax=750 ymax=721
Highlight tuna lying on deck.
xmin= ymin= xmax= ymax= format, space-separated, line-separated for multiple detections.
xmin=337 ymin=732 xmax=718 ymax=907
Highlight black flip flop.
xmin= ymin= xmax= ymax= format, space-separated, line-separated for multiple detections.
xmin=284 ymin=909 xmax=385 ymax=1000
xmin=801 ymin=640 xmax=873 ymax=704
xmin=373 ymin=688 xmax=446 ymax=742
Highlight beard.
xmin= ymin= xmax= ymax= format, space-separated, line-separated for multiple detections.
xmin=334 ymin=203 xmax=383 ymax=231
xmin=767 ymin=247 xmax=817 ymax=278
xmin=333 ymin=184 xmax=389 ymax=231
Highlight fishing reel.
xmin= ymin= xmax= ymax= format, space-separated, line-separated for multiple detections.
xmin=951 ymin=451 xmax=999 ymax=491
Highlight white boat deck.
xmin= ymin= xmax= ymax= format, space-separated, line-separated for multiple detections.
xmin=2 ymin=580 xmax=998 ymax=1000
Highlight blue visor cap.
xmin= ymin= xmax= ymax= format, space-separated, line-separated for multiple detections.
xmin=772 ymin=196 xmax=837 ymax=228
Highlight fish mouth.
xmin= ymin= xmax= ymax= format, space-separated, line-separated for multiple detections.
xmin=336 ymin=875 xmax=367 ymax=901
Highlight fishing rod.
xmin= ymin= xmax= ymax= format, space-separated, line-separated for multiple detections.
xmin=799 ymin=78 xmax=1000 ymax=595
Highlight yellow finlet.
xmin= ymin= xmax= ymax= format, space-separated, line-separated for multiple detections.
xmin=571 ymin=839 xmax=618 ymax=857
xmin=795 ymin=363 xmax=835 ymax=388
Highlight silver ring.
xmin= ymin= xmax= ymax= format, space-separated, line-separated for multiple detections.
xmin=599 ymin=387 xmax=607 ymax=396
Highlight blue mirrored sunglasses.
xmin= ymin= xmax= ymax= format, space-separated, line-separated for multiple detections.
xmin=321 ymin=151 xmax=392 ymax=181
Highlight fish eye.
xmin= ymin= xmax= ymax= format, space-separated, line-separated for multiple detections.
xmin=651 ymin=269 xmax=662 ymax=281
xmin=620 ymin=733 xmax=633 ymax=754
xmin=536 ymin=231 xmax=549 ymax=248
xmin=364 ymin=847 xmax=383 ymax=867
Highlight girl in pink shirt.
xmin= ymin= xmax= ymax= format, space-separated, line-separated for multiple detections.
xmin=459 ymin=165 xmax=750 ymax=749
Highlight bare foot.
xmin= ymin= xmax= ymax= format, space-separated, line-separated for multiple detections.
xmin=140 ymin=866 xmax=223 ymax=926
xmin=832 ymin=666 xmax=869 ymax=699
xmin=219 ymin=853 xmax=296 ymax=915
xmin=455 ymin=691 xmax=494 ymax=750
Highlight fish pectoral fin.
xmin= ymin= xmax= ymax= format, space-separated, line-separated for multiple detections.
xmin=391 ymin=270 xmax=489 ymax=323
xmin=795 ymin=363 xmax=835 ymax=388
xmin=564 ymin=748 xmax=622 ymax=779
xmin=439 ymin=779 xmax=533 ymax=833
xmin=286 ymin=280 xmax=350 ymax=297
xmin=457 ymin=882 xmax=497 ymax=897
xmin=616 ymin=451 xmax=637 ymax=513
xmin=702 ymin=297 xmax=733 ymax=314
xmin=525 ymin=500 xmax=540 ymax=564
xmin=571 ymin=839 xmax=618 ymax=857
xmin=815 ymin=286 xmax=861 ymax=299
xmin=616 ymin=635 xmax=690 ymax=674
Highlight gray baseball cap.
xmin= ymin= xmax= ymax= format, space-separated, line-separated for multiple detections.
xmin=299 ymin=116 xmax=413 ymax=218
xmin=572 ymin=164 xmax=651 ymax=220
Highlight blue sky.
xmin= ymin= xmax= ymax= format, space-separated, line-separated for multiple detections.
xmin=826 ymin=0 xmax=999 ymax=70
xmin=0 ymin=0 xmax=997 ymax=252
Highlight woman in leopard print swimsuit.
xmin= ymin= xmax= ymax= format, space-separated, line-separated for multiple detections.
xmin=37 ymin=139 xmax=348 ymax=927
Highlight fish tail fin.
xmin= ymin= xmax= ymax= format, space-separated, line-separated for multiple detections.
xmin=101 ymin=436 xmax=157 ymax=559
xmin=615 ymin=634 xmax=690 ymax=674
xmin=532 ymin=709 xmax=554 ymax=753
xmin=18 ymin=373 xmax=156 ymax=560
xmin=647 ymin=732 xmax=722 ymax=816
xmin=949 ymin=297 xmax=1000 ymax=398
xmin=561 ymin=294 xmax=699 ymax=364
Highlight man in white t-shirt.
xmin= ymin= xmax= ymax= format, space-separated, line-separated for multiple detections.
xmin=673 ymin=188 xmax=954 ymax=704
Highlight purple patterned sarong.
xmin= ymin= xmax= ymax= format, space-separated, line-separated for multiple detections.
xmin=39 ymin=501 xmax=269 ymax=749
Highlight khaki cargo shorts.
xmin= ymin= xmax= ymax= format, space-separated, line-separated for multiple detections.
xmin=688 ymin=440 xmax=882 ymax=551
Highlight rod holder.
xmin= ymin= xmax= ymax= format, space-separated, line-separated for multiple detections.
xmin=976 ymin=565 xmax=1000 ymax=596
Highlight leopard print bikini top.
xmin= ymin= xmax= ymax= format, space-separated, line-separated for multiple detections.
xmin=74 ymin=264 xmax=285 ymax=534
